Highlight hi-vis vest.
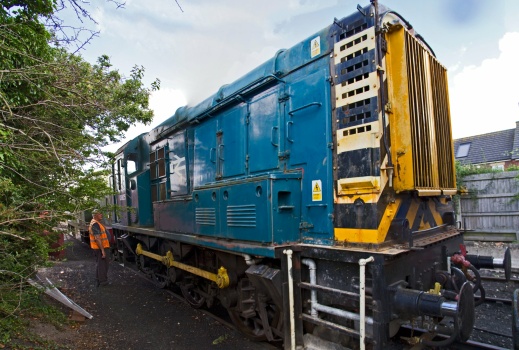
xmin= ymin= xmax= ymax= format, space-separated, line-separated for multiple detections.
xmin=88 ymin=219 xmax=110 ymax=249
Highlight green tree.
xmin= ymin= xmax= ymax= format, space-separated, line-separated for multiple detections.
xmin=0 ymin=1 xmax=159 ymax=345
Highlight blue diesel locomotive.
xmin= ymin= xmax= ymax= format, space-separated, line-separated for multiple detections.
xmin=108 ymin=2 xmax=503 ymax=349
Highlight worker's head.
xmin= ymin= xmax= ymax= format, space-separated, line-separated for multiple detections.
xmin=92 ymin=209 xmax=103 ymax=220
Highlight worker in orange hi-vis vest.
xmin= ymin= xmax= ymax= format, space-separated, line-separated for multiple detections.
xmin=88 ymin=209 xmax=111 ymax=287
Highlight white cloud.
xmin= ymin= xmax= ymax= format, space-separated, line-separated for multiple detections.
xmin=449 ymin=32 xmax=519 ymax=139
xmin=81 ymin=0 xmax=344 ymax=105
xmin=149 ymin=88 xmax=187 ymax=122
xmin=103 ymin=88 xmax=186 ymax=153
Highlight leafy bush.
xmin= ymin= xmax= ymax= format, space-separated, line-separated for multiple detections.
xmin=0 ymin=0 xmax=158 ymax=346
xmin=506 ymin=164 xmax=519 ymax=171
xmin=455 ymin=161 xmax=499 ymax=180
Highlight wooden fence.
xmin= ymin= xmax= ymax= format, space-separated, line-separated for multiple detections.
xmin=458 ymin=171 xmax=519 ymax=241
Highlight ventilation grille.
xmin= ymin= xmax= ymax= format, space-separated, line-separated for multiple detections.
xmin=227 ymin=205 xmax=256 ymax=228
xmin=334 ymin=26 xmax=378 ymax=131
xmin=405 ymin=32 xmax=455 ymax=190
xmin=338 ymin=23 xmax=368 ymax=41
xmin=195 ymin=208 xmax=216 ymax=226
xmin=342 ymin=124 xmax=372 ymax=137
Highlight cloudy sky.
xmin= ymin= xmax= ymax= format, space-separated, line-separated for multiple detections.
xmin=65 ymin=0 xmax=519 ymax=149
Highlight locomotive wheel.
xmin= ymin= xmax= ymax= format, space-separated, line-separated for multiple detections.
xmin=152 ymin=246 xmax=172 ymax=289
xmin=228 ymin=302 xmax=281 ymax=342
xmin=137 ymin=255 xmax=149 ymax=274
xmin=137 ymin=246 xmax=148 ymax=272
xmin=110 ymin=247 xmax=120 ymax=263
xmin=180 ymin=282 xmax=206 ymax=308
xmin=152 ymin=267 xmax=168 ymax=289
xmin=228 ymin=309 xmax=267 ymax=341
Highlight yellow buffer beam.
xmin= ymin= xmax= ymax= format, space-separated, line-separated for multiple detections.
xmin=135 ymin=243 xmax=230 ymax=289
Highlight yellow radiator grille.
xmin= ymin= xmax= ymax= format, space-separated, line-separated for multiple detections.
xmin=429 ymin=55 xmax=456 ymax=190
xmin=386 ymin=28 xmax=456 ymax=194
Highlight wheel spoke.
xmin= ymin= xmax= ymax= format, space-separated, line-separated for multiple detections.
xmin=152 ymin=271 xmax=168 ymax=289
xmin=228 ymin=306 xmax=281 ymax=341
xmin=180 ymin=283 xmax=206 ymax=308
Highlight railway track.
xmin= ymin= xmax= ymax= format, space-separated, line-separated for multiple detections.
xmin=481 ymin=275 xmax=519 ymax=284
xmin=470 ymin=269 xmax=517 ymax=349
xmin=398 ymin=325 xmax=510 ymax=350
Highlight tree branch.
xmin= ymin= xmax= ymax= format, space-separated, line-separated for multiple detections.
xmin=0 ymin=231 xmax=30 ymax=241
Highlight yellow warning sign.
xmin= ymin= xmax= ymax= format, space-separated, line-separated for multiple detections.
xmin=312 ymin=180 xmax=322 ymax=201
xmin=311 ymin=36 xmax=320 ymax=58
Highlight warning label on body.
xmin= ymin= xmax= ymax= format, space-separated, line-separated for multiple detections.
xmin=311 ymin=36 xmax=320 ymax=58
xmin=312 ymin=180 xmax=322 ymax=201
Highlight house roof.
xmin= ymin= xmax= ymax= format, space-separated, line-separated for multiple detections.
xmin=454 ymin=122 xmax=519 ymax=164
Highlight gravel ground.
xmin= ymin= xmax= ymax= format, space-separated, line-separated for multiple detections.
xmin=461 ymin=241 xmax=519 ymax=348
xmin=470 ymin=269 xmax=517 ymax=349
xmin=28 ymin=235 xmax=276 ymax=350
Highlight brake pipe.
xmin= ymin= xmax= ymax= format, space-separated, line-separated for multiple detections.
xmin=301 ymin=259 xmax=374 ymax=326
xmin=359 ymin=256 xmax=375 ymax=350
xmin=283 ymin=249 xmax=296 ymax=350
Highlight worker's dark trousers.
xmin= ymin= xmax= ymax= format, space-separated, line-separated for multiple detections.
xmin=94 ymin=249 xmax=110 ymax=286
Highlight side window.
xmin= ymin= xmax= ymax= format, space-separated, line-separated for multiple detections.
xmin=115 ymin=157 xmax=125 ymax=191
xmin=150 ymin=146 xmax=168 ymax=202
xmin=119 ymin=158 xmax=126 ymax=191
xmin=126 ymin=160 xmax=136 ymax=174
xmin=169 ymin=132 xmax=188 ymax=196
xmin=115 ymin=160 xmax=120 ymax=190
xmin=126 ymin=153 xmax=137 ymax=175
